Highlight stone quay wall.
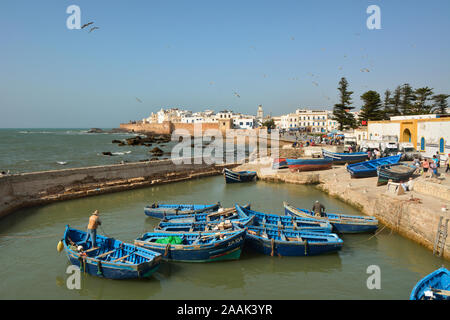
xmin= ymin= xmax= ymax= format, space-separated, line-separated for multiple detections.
xmin=0 ymin=158 xmax=236 ymax=219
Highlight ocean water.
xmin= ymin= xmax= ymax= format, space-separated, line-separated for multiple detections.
xmin=0 ymin=128 xmax=182 ymax=174
xmin=0 ymin=128 xmax=251 ymax=174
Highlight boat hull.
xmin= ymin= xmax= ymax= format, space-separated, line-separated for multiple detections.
xmin=135 ymin=230 xmax=246 ymax=263
xmin=236 ymin=205 xmax=332 ymax=233
xmin=283 ymin=202 xmax=378 ymax=234
xmin=322 ymin=149 xmax=368 ymax=164
xmin=347 ymin=155 xmax=402 ymax=178
xmin=377 ymin=163 xmax=416 ymax=186
xmin=286 ymin=158 xmax=332 ymax=172
xmin=63 ymin=226 xmax=162 ymax=280
xmin=410 ymin=267 xmax=450 ymax=300
xmin=244 ymin=226 xmax=343 ymax=256
xmin=223 ymin=168 xmax=257 ymax=183
xmin=144 ymin=203 xmax=220 ymax=219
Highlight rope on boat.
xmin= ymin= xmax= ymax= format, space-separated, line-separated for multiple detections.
xmin=164 ymin=243 xmax=171 ymax=257
xmin=270 ymin=238 xmax=275 ymax=257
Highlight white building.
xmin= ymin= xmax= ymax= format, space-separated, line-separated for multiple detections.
xmin=368 ymin=114 xmax=450 ymax=159
xmin=278 ymin=109 xmax=338 ymax=132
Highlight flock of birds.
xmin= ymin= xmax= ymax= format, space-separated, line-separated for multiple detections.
xmin=81 ymin=21 xmax=99 ymax=33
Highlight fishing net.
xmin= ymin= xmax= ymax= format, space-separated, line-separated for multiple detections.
xmin=155 ymin=236 xmax=183 ymax=244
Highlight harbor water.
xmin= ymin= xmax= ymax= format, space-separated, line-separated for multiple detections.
xmin=0 ymin=175 xmax=448 ymax=300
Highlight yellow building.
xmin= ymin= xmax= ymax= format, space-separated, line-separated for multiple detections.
xmin=368 ymin=115 xmax=450 ymax=158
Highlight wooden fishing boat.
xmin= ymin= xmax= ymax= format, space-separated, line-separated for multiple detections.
xmin=346 ymin=154 xmax=401 ymax=178
xmin=244 ymin=225 xmax=343 ymax=256
xmin=286 ymin=158 xmax=332 ymax=172
xmin=134 ymin=229 xmax=246 ymax=262
xmin=144 ymin=202 xmax=220 ymax=219
xmin=376 ymin=163 xmax=417 ymax=186
xmin=156 ymin=216 xmax=254 ymax=233
xmin=223 ymin=168 xmax=257 ymax=183
xmin=62 ymin=226 xmax=162 ymax=279
xmin=272 ymin=158 xmax=288 ymax=169
xmin=410 ymin=267 xmax=450 ymax=300
xmin=161 ymin=204 xmax=250 ymax=224
xmin=283 ymin=202 xmax=378 ymax=233
xmin=236 ymin=204 xmax=332 ymax=233
xmin=322 ymin=149 xmax=368 ymax=164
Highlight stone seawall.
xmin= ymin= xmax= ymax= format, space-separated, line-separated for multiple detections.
xmin=236 ymin=161 xmax=450 ymax=261
xmin=0 ymin=158 xmax=236 ymax=219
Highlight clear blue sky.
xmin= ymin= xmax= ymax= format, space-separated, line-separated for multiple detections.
xmin=1 ymin=0 xmax=449 ymax=128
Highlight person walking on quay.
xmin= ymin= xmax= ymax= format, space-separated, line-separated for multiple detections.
xmin=312 ymin=200 xmax=326 ymax=217
xmin=422 ymin=158 xmax=429 ymax=175
xmin=84 ymin=210 xmax=102 ymax=248
xmin=445 ymin=154 xmax=450 ymax=174
xmin=429 ymin=158 xmax=438 ymax=178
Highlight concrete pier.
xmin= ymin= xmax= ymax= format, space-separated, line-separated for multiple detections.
xmin=0 ymin=158 xmax=236 ymax=219
xmin=236 ymin=159 xmax=450 ymax=261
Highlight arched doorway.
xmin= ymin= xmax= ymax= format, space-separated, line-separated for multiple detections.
xmin=402 ymin=128 xmax=412 ymax=143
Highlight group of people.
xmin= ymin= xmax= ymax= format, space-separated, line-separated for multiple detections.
xmin=416 ymin=152 xmax=450 ymax=178
xmin=367 ymin=149 xmax=382 ymax=160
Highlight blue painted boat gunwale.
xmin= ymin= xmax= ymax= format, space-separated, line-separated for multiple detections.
xmin=235 ymin=204 xmax=332 ymax=233
xmin=283 ymin=202 xmax=378 ymax=234
xmin=346 ymin=155 xmax=402 ymax=178
xmin=134 ymin=229 xmax=247 ymax=262
xmin=244 ymin=225 xmax=343 ymax=256
xmin=62 ymin=226 xmax=162 ymax=279
xmin=410 ymin=267 xmax=450 ymax=300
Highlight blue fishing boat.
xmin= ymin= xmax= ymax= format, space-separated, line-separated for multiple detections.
xmin=322 ymin=149 xmax=368 ymax=164
xmin=286 ymin=158 xmax=332 ymax=172
xmin=162 ymin=204 xmax=250 ymax=224
xmin=283 ymin=202 xmax=378 ymax=233
xmin=144 ymin=202 xmax=220 ymax=219
xmin=410 ymin=267 xmax=450 ymax=300
xmin=377 ymin=163 xmax=417 ymax=186
xmin=134 ymin=229 xmax=246 ymax=262
xmin=223 ymin=168 xmax=257 ymax=183
xmin=244 ymin=225 xmax=343 ymax=256
xmin=156 ymin=215 xmax=255 ymax=232
xmin=236 ymin=204 xmax=333 ymax=233
xmin=61 ymin=226 xmax=162 ymax=280
xmin=347 ymin=154 xmax=402 ymax=178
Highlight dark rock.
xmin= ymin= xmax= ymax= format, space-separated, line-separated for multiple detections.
xmin=87 ymin=128 xmax=104 ymax=133
xmin=102 ymin=152 xmax=113 ymax=156
xmin=112 ymin=140 xmax=122 ymax=144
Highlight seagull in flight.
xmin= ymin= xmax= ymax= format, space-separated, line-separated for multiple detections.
xmin=81 ymin=22 xmax=94 ymax=29
xmin=89 ymin=27 xmax=100 ymax=33
xmin=360 ymin=68 xmax=370 ymax=73
xmin=233 ymin=92 xmax=241 ymax=98
xmin=136 ymin=97 xmax=143 ymax=103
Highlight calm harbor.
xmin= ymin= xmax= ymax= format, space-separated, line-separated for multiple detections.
xmin=0 ymin=175 xmax=448 ymax=299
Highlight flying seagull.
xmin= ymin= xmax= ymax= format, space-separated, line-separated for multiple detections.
xmin=81 ymin=22 xmax=94 ymax=29
xmin=360 ymin=68 xmax=370 ymax=73
xmin=136 ymin=97 xmax=143 ymax=103
xmin=89 ymin=27 xmax=100 ymax=33
xmin=233 ymin=92 xmax=241 ymax=98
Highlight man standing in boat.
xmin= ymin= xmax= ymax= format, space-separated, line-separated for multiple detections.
xmin=312 ymin=201 xmax=326 ymax=217
xmin=84 ymin=210 xmax=102 ymax=248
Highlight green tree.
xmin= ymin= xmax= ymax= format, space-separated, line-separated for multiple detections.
xmin=412 ymin=87 xmax=434 ymax=114
xmin=432 ymin=94 xmax=450 ymax=114
xmin=382 ymin=89 xmax=392 ymax=120
xmin=391 ymin=86 xmax=402 ymax=116
xmin=359 ymin=90 xmax=383 ymax=124
xmin=400 ymin=83 xmax=415 ymax=115
xmin=332 ymin=77 xmax=356 ymax=130
xmin=262 ymin=118 xmax=276 ymax=129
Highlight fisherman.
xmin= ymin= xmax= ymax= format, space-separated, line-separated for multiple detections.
xmin=312 ymin=200 xmax=326 ymax=217
xmin=84 ymin=210 xmax=102 ymax=248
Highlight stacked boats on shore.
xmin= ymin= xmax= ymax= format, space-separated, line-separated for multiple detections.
xmin=277 ymin=149 xmax=417 ymax=185
xmin=60 ymin=200 xmax=380 ymax=279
